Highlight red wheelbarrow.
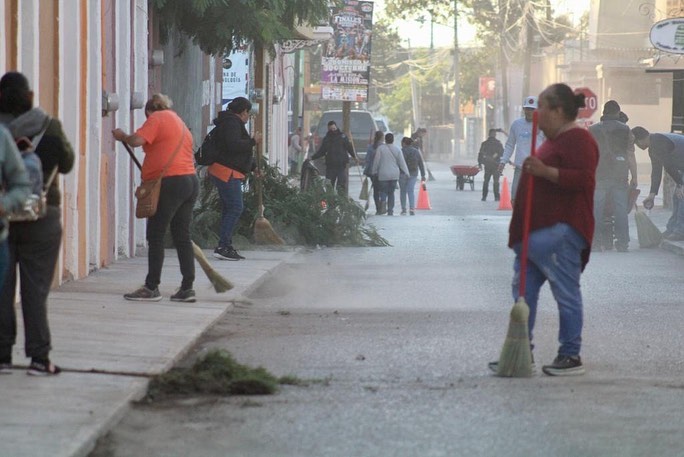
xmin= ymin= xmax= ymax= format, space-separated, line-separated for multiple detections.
xmin=450 ymin=165 xmax=480 ymax=191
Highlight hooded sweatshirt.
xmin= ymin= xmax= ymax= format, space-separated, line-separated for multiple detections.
xmin=0 ymin=108 xmax=74 ymax=207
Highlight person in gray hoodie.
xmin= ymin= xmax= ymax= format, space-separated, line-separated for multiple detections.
xmin=371 ymin=133 xmax=409 ymax=215
xmin=0 ymin=72 xmax=74 ymax=376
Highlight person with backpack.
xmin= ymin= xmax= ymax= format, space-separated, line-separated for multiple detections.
xmin=398 ymin=137 xmax=425 ymax=215
xmin=310 ymin=120 xmax=359 ymax=195
xmin=478 ymin=129 xmax=504 ymax=202
xmin=207 ymin=97 xmax=261 ymax=261
xmin=588 ymin=100 xmax=635 ymax=252
xmin=0 ymin=72 xmax=74 ymax=376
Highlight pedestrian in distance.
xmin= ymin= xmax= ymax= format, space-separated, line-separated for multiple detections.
xmin=288 ymin=126 xmax=303 ymax=176
xmin=310 ymin=120 xmax=359 ymax=195
xmin=478 ymin=129 xmax=503 ymax=202
xmin=632 ymin=126 xmax=684 ymax=241
xmin=0 ymin=71 xmax=75 ymax=376
xmin=206 ymin=97 xmax=261 ymax=261
xmin=371 ymin=133 xmax=409 ymax=216
xmin=363 ymin=130 xmax=384 ymax=214
xmin=588 ymin=100 xmax=637 ymax=252
xmin=113 ymin=94 xmax=200 ymax=303
xmin=498 ymin=96 xmax=546 ymax=203
xmin=503 ymin=83 xmax=598 ymax=376
xmin=399 ymin=137 xmax=426 ymax=215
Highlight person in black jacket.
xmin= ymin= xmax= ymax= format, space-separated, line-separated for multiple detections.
xmin=0 ymin=72 xmax=74 ymax=376
xmin=310 ymin=120 xmax=358 ymax=194
xmin=477 ymin=129 xmax=504 ymax=201
xmin=206 ymin=97 xmax=261 ymax=261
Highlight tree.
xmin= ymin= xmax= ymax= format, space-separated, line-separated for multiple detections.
xmin=151 ymin=0 xmax=331 ymax=56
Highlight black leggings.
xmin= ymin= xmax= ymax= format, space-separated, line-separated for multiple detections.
xmin=145 ymin=174 xmax=199 ymax=291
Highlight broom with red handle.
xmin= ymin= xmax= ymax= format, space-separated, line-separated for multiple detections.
xmin=495 ymin=111 xmax=538 ymax=377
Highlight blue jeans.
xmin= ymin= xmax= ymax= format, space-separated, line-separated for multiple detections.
xmin=667 ymin=191 xmax=684 ymax=235
xmin=211 ymin=175 xmax=244 ymax=248
xmin=511 ymin=223 xmax=587 ymax=356
xmin=593 ymin=180 xmax=629 ymax=249
xmin=399 ymin=174 xmax=418 ymax=211
xmin=379 ymin=180 xmax=397 ymax=213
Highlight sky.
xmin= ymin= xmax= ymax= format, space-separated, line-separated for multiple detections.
xmin=372 ymin=0 xmax=591 ymax=48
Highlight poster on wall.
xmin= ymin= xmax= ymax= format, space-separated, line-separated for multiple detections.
xmin=222 ymin=49 xmax=250 ymax=111
xmin=320 ymin=0 xmax=374 ymax=102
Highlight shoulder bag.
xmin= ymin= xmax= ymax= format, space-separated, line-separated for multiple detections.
xmin=135 ymin=127 xmax=186 ymax=219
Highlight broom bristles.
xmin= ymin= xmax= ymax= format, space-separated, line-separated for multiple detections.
xmin=254 ymin=216 xmax=285 ymax=245
xmin=634 ymin=209 xmax=662 ymax=248
xmin=191 ymin=241 xmax=234 ymax=293
xmin=496 ymin=297 xmax=533 ymax=377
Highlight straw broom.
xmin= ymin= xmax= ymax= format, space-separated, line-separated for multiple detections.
xmin=634 ymin=203 xmax=662 ymax=248
xmin=120 ymin=141 xmax=233 ymax=293
xmin=495 ymin=112 xmax=537 ymax=378
xmin=253 ymin=144 xmax=285 ymax=245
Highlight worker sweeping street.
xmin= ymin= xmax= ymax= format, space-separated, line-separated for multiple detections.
xmin=490 ymin=83 xmax=598 ymax=377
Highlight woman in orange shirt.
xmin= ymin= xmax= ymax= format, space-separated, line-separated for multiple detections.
xmin=113 ymin=94 xmax=199 ymax=302
xmin=207 ymin=97 xmax=261 ymax=260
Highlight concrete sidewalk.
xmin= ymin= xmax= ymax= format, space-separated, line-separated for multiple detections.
xmin=1 ymin=247 xmax=299 ymax=457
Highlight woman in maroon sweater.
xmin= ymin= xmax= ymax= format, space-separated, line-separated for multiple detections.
xmin=509 ymin=83 xmax=598 ymax=376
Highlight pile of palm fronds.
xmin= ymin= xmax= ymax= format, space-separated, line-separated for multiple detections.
xmin=190 ymin=163 xmax=389 ymax=248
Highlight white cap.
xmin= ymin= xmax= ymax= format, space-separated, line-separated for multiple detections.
xmin=522 ymin=96 xmax=538 ymax=109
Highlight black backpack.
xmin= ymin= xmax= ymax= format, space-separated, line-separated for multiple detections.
xmin=194 ymin=127 xmax=221 ymax=166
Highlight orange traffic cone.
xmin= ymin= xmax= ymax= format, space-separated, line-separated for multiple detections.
xmin=417 ymin=183 xmax=432 ymax=210
xmin=498 ymin=177 xmax=512 ymax=211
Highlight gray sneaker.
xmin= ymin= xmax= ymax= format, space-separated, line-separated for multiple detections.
xmin=124 ymin=285 xmax=162 ymax=302
xmin=542 ymin=355 xmax=585 ymax=376
xmin=170 ymin=288 xmax=196 ymax=303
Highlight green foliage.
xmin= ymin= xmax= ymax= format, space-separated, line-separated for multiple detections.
xmin=190 ymin=162 xmax=389 ymax=248
xmin=150 ymin=0 xmax=331 ymax=56
xmin=146 ymin=349 xmax=279 ymax=400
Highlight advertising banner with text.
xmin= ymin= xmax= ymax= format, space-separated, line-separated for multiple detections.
xmin=320 ymin=0 xmax=374 ymax=102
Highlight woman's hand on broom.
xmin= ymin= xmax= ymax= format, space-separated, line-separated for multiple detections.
xmin=523 ymin=156 xmax=559 ymax=184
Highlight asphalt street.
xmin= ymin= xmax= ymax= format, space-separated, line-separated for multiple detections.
xmin=92 ymin=162 xmax=684 ymax=457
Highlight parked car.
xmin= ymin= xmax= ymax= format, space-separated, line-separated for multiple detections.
xmin=313 ymin=110 xmax=378 ymax=163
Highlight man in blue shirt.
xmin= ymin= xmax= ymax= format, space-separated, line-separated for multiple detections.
xmin=633 ymin=126 xmax=684 ymax=240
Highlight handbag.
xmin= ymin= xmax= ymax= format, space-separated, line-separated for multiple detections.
xmin=134 ymin=127 xmax=186 ymax=218
xmin=8 ymin=167 xmax=58 ymax=222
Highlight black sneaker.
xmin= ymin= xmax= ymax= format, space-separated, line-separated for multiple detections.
xmin=409 ymin=210 xmax=415 ymax=216
xmin=213 ymin=246 xmax=245 ymax=261
xmin=400 ymin=210 xmax=407 ymax=215
xmin=542 ymin=355 xmax=585 ymax=376
xmin=27 ymin=359 xmax=61 ymax=376
xmin=170 ymin=288 xmax=196 ymax=303
xmin=124 ymin=285 xmax=162 ymax=302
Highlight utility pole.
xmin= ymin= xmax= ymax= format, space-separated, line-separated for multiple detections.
xmin=453 ymin=0 xmax=461 ymax=158
xmin=522 ymin=3 xmax=533 ymax=98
